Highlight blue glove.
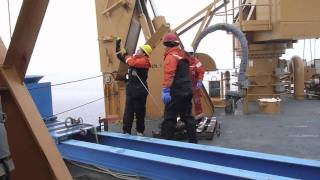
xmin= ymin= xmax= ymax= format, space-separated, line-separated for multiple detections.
xmin=196 ymin=80 xmax=203 ymax=89
xmin=162 ymin=88 xmax=171 ymax=104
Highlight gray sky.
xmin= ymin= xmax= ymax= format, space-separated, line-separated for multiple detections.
xmin=0 ymin=0 xmax=319 ymax=75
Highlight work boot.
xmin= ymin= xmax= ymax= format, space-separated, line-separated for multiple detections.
xmin=137 ymin=132 xmax=144 ymax=136
xmin=188 ymin=139 xmax=198 ymax=144
xmin=194 ymin=113 xmax=205 ymax=121
xmin=152 ymin=131 xmax=161 ymax=138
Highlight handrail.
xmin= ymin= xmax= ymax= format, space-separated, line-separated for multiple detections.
xmin=232 ymin=0 xmax=272 ymax=29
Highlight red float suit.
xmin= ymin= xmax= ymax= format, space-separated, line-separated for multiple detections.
xmin=161 ymin=46 xmax=197 ymax=143
xmin=189 ymin=56 xmax=205 ymax=115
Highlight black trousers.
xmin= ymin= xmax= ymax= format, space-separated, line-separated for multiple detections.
xmin=0 ymin=158 xmax=10 ymax=180
xmin=123 ymin=83 xmax=148 ymax=134
xmin=161 ymin=95 xmax=197 ymax=143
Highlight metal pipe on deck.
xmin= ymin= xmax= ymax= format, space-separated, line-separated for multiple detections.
xmin=291 ymin=56 xmax=305 ymax=100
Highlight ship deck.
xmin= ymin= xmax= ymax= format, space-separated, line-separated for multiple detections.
xmin=68 ymin=95 xmax=320 ymax=179
xmin=109 ymin=95 xmax=320 ymax=160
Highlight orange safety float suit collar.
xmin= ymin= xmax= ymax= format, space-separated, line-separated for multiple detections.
xmin=163 ymin=47 xmax=188 ymax=88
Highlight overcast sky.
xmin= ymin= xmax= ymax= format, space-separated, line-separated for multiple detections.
xmin=0 ymin=0 xmax=319 ymax=76
xmin=1 ymin=0 xmax=319 ymax=120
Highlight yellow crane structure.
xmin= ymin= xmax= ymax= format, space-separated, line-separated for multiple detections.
xmin=95 ymin=0 xmax=320 ymax=117
xmin=95 ymin=0 xmax=229 ymax=120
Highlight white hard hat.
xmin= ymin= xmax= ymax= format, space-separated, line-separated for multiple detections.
xmin=185 ymin=46 xmax=195 ymax=54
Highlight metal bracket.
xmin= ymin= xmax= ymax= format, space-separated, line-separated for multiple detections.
xmin=102 ymin=0 xmax=131 ymax=17
xmin=46 ymin=118 xmax=96 ymax=144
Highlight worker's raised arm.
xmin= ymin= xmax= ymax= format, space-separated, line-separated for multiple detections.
xmin=126 ymin=56 xmax=151 ymax=69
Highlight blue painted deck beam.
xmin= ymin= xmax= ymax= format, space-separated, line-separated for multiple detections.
xmin=58 ymin=140 xmax=292 ymax=180
xmin=79 ymin=132 xmax=320 ymax=179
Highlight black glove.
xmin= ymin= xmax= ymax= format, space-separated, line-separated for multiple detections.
xmin=115 ymin=37 xmax=125 ymax=63
xmin=115 ymin=37 xmax=129 ymax=63
xmin=116 ymin=37 xmax=122 ymax=52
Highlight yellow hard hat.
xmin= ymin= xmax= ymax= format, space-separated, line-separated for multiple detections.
xmin=140 ymin=44 xmax=152 ymax=56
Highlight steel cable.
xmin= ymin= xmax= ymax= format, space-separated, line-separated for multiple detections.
xmin=27 ymin=73 xmax=118 ymax=119
xmin=28 ymin=74 xmax=104 ymax=90
xmin=303 ymin=40 xmax=306 ymax=60
xmin=53 ymin=97 xmax=104 ymax=117
xmin=43 ymin=93 xmax=118 ymax=120
xmin=310 ymin=39 xmax=313 ymax=61
xmin=132 ymin=70 xmax=163 ymax=114
xmin=28 ymin=71 xmax=119 ymax=90
xmin=68 ymin=160 xmax=141 ymax=180
xmin=7 ymin=0 xmax=12 ymax=38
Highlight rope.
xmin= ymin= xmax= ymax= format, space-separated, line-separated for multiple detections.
xmin=7 ymin=0 xmax=12 ymax=38
xmin=132 ymin=71 xmax=163 ymax=113
xmin=68 ymin=160 xmax=141 ymax=180
xmin=28 ymin=74 xmax=104 ymax=90
xmin=310 ymin=39 xmax=313 ymax=61
xmin=314 ymin=39 xmax=317 ymax=59
xmin=303 ymin=39 xmax=305 ymax=60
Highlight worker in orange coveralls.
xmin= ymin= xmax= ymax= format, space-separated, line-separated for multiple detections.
xmin=186 ymin=46 xmax=205 ymax=116
xmin=115 ymin=37 xmax=153 ymax=136
xmin=160 ymin=33 xmax=197 ymax=143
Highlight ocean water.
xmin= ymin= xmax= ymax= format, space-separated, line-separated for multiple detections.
xmin=34 ymin=72 xmax=105 ymax=125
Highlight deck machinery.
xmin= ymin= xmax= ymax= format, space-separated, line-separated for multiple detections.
xmin=0 ymin=0 xmax=320 ymax=179
xmin=234 ymin=0 xmax=320 ymax=113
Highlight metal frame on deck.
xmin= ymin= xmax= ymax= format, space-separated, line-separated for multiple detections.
xmin=58 ymin=140 xmax=293 ymax=180
xmin=59 ymin=131 xmax=320 ymax=179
